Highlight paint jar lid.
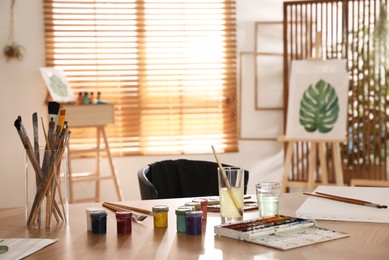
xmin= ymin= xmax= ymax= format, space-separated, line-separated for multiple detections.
xmin=175 ymin=207 xmax=192 ymax=215
xmin=192 ymin=198 xmax=208 ymax=206
xmin=116 ymin=211 xmax=132 ymax=219
xmin=186 ymin=211 xmax=202 ymax=219
xmin=90 ymin=210 xmax=107 ymax=219
xmin=178 ymin=205 xmax=195 ymax=211
xmin=152 ymin=205 xmax=169 ymax=212
xmin=185 ymin=202 xmax=201 ymax=211
xmin=86 ymin=208 xmax=104 ymax=215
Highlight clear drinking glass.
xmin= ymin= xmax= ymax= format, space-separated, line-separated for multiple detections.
xmin=217 ymin=167 xmax=244 ymax=224
xmin=25 ymin=147 xmax=69 ymax=229
xmin=256 ymin=182 xmax=281 ymax=218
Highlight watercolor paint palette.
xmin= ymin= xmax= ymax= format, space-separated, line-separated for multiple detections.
xmin=214 ymin=215 xmax=349 ymax=250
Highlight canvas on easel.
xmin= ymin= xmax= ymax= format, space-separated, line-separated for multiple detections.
xmin=279 ymin=58 xmax=349 ymax=192
xmin=285 ymin=59 xmax=349 ymax=141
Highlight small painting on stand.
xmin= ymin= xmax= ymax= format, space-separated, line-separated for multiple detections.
xmin=40 ymin=67 xmax=75 ymax=103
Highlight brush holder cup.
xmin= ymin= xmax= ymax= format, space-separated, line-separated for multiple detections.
xmin=25 ymin=147 xmax=69 ymax=229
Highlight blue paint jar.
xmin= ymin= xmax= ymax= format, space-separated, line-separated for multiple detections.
xmin=186 ymin=211 xmax=202 ymax=235
xmin=175 ymin=207 xmax=192 ymax=233
xmin=91 ymin=210 xmax=107 ymax=234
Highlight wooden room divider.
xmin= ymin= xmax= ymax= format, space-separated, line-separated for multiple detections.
xmin=282 ymin=0 xmax=388 ymax=190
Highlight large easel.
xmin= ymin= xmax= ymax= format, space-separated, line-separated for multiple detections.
xmin=279 ymin=32 xmax=345 ymax=192
xmin=278 ymin=136 xmax=344 ymax=192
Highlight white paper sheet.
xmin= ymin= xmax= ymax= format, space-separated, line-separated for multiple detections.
xmin=0 ymin=238 xmax=58 ymax=260
xmin=296 ymin=186 xmax=389 ymax=223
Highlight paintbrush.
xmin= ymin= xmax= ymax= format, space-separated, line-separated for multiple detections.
xmin=58 ymin=109 xmax=66 ymax=130
xmin=41 ymin=118 xmax=70 ymax=221
xmin=303 ymin=192 xmax=388 ymax=209
xmin=32 ymin=113 xmax=39 ymax=162
xmin=32 ymin=113 xmax=42 ymax=226
xmin=103 ymin=202 xmax=153 ymax=216
xmin=14 ymin=116 xmax=44 ymax=182
xmin=211 ymin=145 xmax=243 ymax=216
xmin=48 ymin=101 xmax=60 ymax=125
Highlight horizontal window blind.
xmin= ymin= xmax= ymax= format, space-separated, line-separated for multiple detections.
xmin=43 ymin=0 xmax=238 ymax=156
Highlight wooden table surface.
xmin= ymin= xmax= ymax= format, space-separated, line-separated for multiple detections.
xmin=0 ymin=193 xmax=388 ymax=259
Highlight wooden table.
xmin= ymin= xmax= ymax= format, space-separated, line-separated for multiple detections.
xmin=1 ymin=193 xmax=388 ymax=259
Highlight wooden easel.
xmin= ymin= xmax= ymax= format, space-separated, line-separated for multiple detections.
xmin=279 ymin=32 xmax=344 ymax=192
xmin=278 ymin=136 xmax=344 ymax=192
xmin=64 ymin=104 xmax=123 ymax=203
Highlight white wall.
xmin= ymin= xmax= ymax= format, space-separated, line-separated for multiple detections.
xmin=0 ymin=0 xmax=285 ymax=207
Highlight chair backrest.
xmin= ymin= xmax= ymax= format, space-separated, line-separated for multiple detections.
xmin=137 ymin=159 xmax=249 ymax=200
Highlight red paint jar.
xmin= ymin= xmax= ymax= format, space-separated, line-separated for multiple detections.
xmin=116 ymin=211 xmax=132 ymax=235
xmin=192 ymin=198 xmax=208 ymax=221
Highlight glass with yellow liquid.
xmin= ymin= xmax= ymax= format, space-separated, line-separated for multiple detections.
xmin=218 ymin=167 xmax=244 ymax=224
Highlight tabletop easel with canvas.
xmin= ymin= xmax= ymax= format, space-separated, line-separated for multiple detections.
xmin=278 ymin=32 xmax=348 ymax=192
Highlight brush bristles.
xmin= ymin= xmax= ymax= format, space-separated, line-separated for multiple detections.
xmin=14 ymin=118 xmax=21 ymax=130
xmin=48 ymin=101 xmax=60 ymax=115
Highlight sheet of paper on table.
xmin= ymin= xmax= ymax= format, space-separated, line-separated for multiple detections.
xmin=0 ymin=238 xmax=58 ymax=260
xmin=296 ymin=186 xmax=389 ymax=223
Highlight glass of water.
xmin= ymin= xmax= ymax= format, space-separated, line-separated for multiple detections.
xmin=218 ymin=167 xmax=244 ymax=224
xmin=256 ymin=182 xmax=281 ymax=218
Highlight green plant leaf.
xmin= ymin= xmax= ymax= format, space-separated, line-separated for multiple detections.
xmin=299 ymin=79 xmax=339 ymax=133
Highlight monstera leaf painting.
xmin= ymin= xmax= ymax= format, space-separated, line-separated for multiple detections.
xmin=299 ymin=79 xmax=339 ymax=133
xmin=286 ymin=59 xmax=348 ymax=140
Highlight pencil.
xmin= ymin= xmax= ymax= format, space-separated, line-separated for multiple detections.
xmin=303 ymin=192 xmax=388 ymax=209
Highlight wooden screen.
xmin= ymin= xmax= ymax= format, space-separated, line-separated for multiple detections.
xmin=283 ymin=0 xmax=388 ymax=185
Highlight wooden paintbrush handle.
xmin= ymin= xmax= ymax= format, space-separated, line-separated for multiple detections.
xmin=103 ymin=202 xmax=153 ymax=216
xmin=315 ymin=192 xmax=369 ymax=204
xmin=303 ymin=192 xmax=366 ymax=206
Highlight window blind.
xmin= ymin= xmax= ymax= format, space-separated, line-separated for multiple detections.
xmin=43 ymin=0 xmax=238 ymax=156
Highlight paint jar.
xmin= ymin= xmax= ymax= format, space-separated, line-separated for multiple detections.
xmin=116 ymin=211 xmax=132 ymax=235
xmin=86 ymin=208 xmax=104 ymax=231
xmin=90 ymin=210 xmax=107 ymax=234
xmin=185 ymin=202 xmax=201 ymax=211
xmin=192 ymin=198 xmax=208 ymax=221
xmin=178 ymin=205 xmax=195 ymax=211
xmin=175 ymin=207 xmax=193 ymax=233
xmin=186 ymin=211 xmax=203 ymax=235
xmin=152 ymin=205 xmax=169 ymax=228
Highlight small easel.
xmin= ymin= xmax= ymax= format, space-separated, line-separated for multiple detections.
xmin=279 ymin=32 xmax=344 ymax=192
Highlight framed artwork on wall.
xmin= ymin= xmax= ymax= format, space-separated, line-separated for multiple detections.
xmin=239 ymin=52 xmax=283 ymax=140
xmin=254 ymin=21 xmax=284 ymax=110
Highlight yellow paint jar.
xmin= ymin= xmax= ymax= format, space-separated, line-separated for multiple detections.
xmin=152 ymin=205 xmax=169 ymax=228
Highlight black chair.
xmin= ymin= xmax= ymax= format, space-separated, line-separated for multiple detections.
xmin=137 ymin=159 xmax=249 ymax=200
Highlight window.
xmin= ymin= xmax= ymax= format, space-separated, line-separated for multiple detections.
xmin=43 ymin=0 xmax=238 ymax=156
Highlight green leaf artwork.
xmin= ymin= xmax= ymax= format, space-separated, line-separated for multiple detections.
xmin=299 ymin=79 xmax=339 ymax=133
xmin=0 ymin=245 xmax=8 ymax=254
xmin=49 ymin=74 xmax=69 ymax=97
